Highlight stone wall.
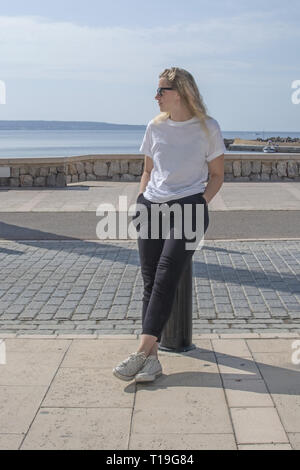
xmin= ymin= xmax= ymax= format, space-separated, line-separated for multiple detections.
xmin=66 ymin=159 xmax=143 ymax=184
xmin=224 ymin=158 xmax=300 ymax=181
xmin=0 ymin=164 xmax=66 ymax=187
xmin=0 ymin=154 xmax=300 ymax=187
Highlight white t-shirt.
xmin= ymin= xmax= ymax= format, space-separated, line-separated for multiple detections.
xmin=139 ymin=115 xmax=226 ymax=203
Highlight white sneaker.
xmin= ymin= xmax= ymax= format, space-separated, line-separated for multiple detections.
xmin=135 ymin=355 xmax=163 ymax=382
xmin=113 ymin=351 xmax=147 ymax=381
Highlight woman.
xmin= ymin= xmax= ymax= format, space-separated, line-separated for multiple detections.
xmin=113 ymin=67 xmax=225 ymax=383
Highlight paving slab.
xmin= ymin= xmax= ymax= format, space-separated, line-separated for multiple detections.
xmin=231 ymin=407 xmax=289 ymax=445
xmin=251 ymin=351 xmax=300 ymax=434
xmin=0 ymin=335 xmax=299 ymax=450
xmin=129 ymin=433 xmax=237 ymax=450
xmin=0 ymin=434 xmax=24 ymax=450
xmin=222 ymin=378 xmax=274 ymax=407
xmin=238 ymin=443 xmax=292 ymax=450
xmin=42 ymin=367 xmax=135 ymax=408
xmin=20 ymin=407 xmax=132 ymax=450
xmin=212 ymin=338 xmax=252 ymax=356
xmin=0 ymin=385 xmax=48 ymax=434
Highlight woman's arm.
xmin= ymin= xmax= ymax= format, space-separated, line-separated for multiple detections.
xmin=138 ymin=155 xmax=153 ymax=195
xmin=202 ymin=154 xmax=224 ymax=204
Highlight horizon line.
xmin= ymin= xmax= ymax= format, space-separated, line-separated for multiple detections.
xmin=0 ymin=120 xmax=299 ymax=133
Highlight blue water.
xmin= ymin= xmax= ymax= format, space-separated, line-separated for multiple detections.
xmin=1 ymin=129 xmax=300 ymax=159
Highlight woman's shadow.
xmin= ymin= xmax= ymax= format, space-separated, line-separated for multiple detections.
xmin=123 ymin=344 xmax=300 ymax=396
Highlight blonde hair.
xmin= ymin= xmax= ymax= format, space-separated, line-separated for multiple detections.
xmin=152 ymin=67 xmax=212 ymax=139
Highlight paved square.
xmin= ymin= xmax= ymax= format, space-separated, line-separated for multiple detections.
xmin=0 ymin=239 xmax=299 ymax=335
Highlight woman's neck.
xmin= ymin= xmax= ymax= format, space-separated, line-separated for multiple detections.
xmin=169 ymin=110 xmax=194 ymax=122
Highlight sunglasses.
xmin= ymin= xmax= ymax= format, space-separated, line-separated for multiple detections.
xmin=156 ymin=87 xmax=173 ymax=96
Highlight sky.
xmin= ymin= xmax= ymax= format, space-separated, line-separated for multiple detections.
xmin=0 ymin=0 xmax=299 ymax=130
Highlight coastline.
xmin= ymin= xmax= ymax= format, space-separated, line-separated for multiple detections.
xmin=234 ymin=138 xmax=300 ymax=146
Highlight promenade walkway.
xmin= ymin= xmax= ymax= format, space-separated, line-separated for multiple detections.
xmin=0 ymin=181 xmax=299 ymax=449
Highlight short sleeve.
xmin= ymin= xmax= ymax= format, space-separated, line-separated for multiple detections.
xmin=139 ymin=123 xmax=153 ymax=159
xmin=206 ymin=121 xmax=226 ymax=162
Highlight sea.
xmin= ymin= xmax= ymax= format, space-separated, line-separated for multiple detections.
xmin=0 ymin=122 xmax=299 ymax=159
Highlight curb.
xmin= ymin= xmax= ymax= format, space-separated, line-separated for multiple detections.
xmin=0 ymin=332 xmax=300 ymax=339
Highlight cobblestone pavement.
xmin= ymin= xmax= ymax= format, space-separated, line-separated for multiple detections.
xmin=0 ymin=239 xmax=300 ymax=335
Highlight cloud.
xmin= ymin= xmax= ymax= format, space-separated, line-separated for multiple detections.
xmin=0 ymin=13 xmax=299 ymax=81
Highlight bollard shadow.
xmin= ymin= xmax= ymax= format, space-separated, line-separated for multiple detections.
xmin=122 ymin=345 xmax=300 ymax=396
xmin=0 ymin=245 xmax=24 ymax=255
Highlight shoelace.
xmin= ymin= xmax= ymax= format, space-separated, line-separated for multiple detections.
xmin=139 ymin=356 xmax=160 ymax=371
xmin=120 ymin=352 xmax=145 ymax=366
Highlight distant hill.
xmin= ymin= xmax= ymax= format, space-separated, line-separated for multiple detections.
xmin=0 ymin=120 xmax=146 ymax=130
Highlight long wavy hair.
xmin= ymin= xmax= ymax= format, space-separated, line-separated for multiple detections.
xmin=152 ymin=67 xmax=212 ymax=138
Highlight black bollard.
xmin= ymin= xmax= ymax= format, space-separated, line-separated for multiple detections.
xmin=158 ymin=257 xmax=196 ymax=353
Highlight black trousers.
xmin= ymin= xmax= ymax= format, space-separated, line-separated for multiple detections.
xmin=133 ymin=191 xmax=209 ymax=343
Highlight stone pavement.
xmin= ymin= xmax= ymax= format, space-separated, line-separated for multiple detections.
xmin=0 ymin=334 xmax=299 ymax=450
xmin=0 ymin=240 xmax=300 ymax=335
xmin=0 ymin=181 xmax=300 ymax=450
